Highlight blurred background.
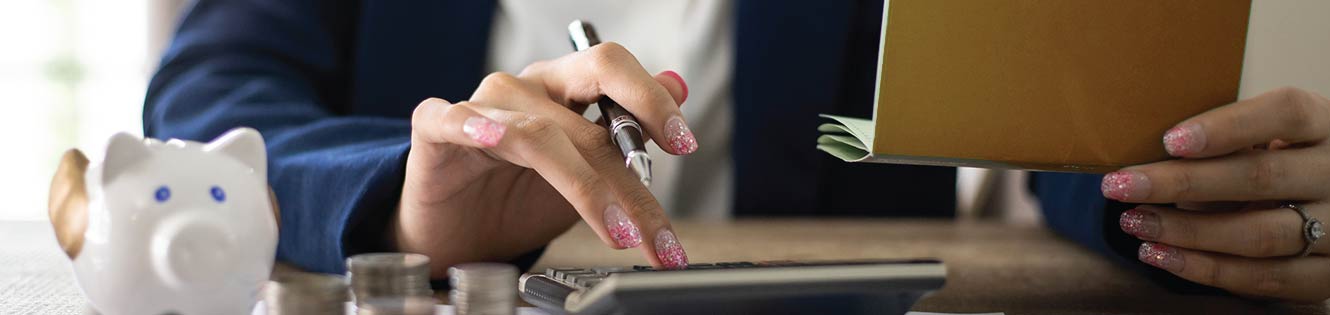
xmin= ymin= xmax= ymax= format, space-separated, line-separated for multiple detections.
xmin=0 ymin=0 xmax=185 ymax=221
xmin=1 ymin=0 xmax=1326 ymax=223
xmin=0 ymin=0 xmax=1040 ymax=224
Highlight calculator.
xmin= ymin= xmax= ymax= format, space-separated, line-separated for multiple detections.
xmin=518 ymin=259 xmax=946 ymax=315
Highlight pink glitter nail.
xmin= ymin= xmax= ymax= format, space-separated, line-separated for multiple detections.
xmin=654 ymin=228 xmax=688 ymax=270
xmin=1119 ymin=209 xmax=1160 ymax=239
xmin=462 ymin=116 xmax=505 ymax=147
xmin=1163 ymin=123 xmax=1205 ymax=157
xmin=664 ymin=116 xmax=698 ymax=155
xmin=1138 ymin=242 xmax=1184 ymax=272
xmin=603 ymin=204 xmax=641 ymax=248
xmin=1101 ymin=171 xmax=1150 ymax=201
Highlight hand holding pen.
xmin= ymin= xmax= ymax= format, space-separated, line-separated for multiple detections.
xmin=568 ymin=20 xmax=655 ymax=187
xmin=392 ymin=20 xmax=695 ymax=272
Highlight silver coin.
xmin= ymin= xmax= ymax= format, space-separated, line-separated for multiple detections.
xmin=265 ymin=272 xmax=348 ymax=315
xmin=347 ymin=253 xmax=435 ymax=305
xmin=448 ymin=263 xmax=517 ymax=315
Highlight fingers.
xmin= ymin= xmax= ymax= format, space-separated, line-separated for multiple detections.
xmin=1175 ymin=201 xmax=1275 ymax=212
xmin=1163 ymin=87 xmax=1330 ymax=158
xmin=520 ymin=43 xmax=699 ymax=155
xmin=1136 ymin=242 xmax=1330 ymax=302
xmin=411 ymin=98 xmax=507 ymax=148
xmin=1101 ymin=148 xmax=1330 ymax=203
xmin=1120 ymin=205 xmax=1326 ymax=257
xmin=447 ymin=70 xmax=691 ymax=269
xmin=469 ymin=74 xmax=688 ymax=269
xmin=411 ymin=97 xmax=635 ymax=250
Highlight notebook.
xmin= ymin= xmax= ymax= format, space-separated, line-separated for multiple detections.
xmin=817 ymin=0 xmax=1252 ymax=173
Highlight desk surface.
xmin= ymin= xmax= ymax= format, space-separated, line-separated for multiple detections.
xmin=3 ymin=219 xmax=1327 ymax=314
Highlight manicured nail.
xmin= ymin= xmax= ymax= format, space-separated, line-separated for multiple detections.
xmin=1120 ymin=208 xmax=1160 ymax=239
xmin=1101 ymin=170 xmax=1151 ymax=201
xmin=1138 ymin=242 xmax=1184 ymax=272
xmin=603 ymin=204 xmax=641 ymax=248
xmin=1163 ymin=123 xmax=1205 ymax=157
xmin=462 ymin=116 xmax=505 ymax=147
xmin=662 ymin=70 xmax=689 ymax=104
xmin=664 ymin=116 xmax=698 ymax=155
xmin=654 ymin=228 xmax=688 ymax=269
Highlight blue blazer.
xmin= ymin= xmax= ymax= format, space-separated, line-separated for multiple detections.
xmin=145 ymin=0 xmax=1217 ymax=294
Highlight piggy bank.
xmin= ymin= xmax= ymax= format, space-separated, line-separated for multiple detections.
xmin=47 ymin=128 xmax=279 ymax=315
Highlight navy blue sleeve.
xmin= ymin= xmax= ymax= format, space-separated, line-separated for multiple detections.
xmin=143 ymin=0 xmax=407 ymax=274
xmin=1031 ymin=172 xmax=1224 ymax=295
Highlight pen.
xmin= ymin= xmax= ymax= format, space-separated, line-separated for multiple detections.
xmin=567 ymin=20 xmax=653 ymax=187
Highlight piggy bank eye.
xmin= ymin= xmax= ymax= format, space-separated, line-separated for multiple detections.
xmin=154 ymin=186 xmax=171 ymax=203
xmin=210 ymin=186 xmax=226 ymax=203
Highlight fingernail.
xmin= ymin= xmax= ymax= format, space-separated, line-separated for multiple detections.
xmin=462 ymin=116 xmax=505 ymax=147
xmin=603 ymin=204 xmax=641 ymax=248
xmin=1163 ymin=123 xmax=1205 ymax=157
xmin=665 ymin=116 xmax=698 ymax=155
xmin=1138 ymin=242 xmax=1184 ymax=272
xmin=662 ymin=70 xmax=689 ymax=104
xmin=1120 ymin=208 xmax=1160 ymax=239
xmin=1101 ymin=170 xmax=1151 ymax=201
xmin=654 ymin=228 xmax=688 ymax=269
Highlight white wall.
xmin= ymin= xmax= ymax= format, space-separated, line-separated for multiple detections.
xmin=1239 ymin=0 xmax=1330 ymax=98
xmin=0 ymin=0 xmax=150 ymax=220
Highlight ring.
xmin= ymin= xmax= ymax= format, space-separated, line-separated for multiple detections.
xmin=1285 ymin=203 xmax=1324 ymax=257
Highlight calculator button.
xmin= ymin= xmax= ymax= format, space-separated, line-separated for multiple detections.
xmin=556 ymin=270 xmax=596 ymax=282
xmin=570 ymin=274 xmax=606 ymax=287
xmin=546 ymin=267 xmax=583 ymax=278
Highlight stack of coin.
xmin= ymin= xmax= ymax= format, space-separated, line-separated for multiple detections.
xmin=264 ymin=272 xmax=349 ymax=315
xmin=354 ymin=296 xmax=437 ymax=315
xmin=447 ymin=263 xmax=518 ymax=315
xmin=346 ymin=253 xmax=434 ymax=305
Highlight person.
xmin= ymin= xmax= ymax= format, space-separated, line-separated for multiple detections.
xmin=144 ymin=0 xmax=1329 ymax=302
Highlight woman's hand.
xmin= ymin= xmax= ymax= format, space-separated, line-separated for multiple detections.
xmin=392 ymin=42 xmax=695 ymax=276
xmin=1102 ymin=87 xmax=1330 ymax=302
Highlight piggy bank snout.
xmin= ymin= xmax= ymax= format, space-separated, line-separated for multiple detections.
xmin=151 ymin=211 xmax=240 ymax=292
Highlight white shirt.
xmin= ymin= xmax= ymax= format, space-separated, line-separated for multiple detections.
xmin=488 ymin=0 xmax=736 ymax=219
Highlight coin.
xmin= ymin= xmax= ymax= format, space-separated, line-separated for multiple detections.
xmin=346 ymin=253 xmax=434 ymax=305
xmin=264 ymin=272 xmax=348 ymax=315
xmin=448 ymin=263 xmax=517 ymax=315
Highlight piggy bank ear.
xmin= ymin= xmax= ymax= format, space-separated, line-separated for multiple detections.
xmin=102 ymin=132 xmax=150 ymax=184
xmin=204 ymin=127 xmax=267 ymax=176
xmin=49 ymin=149 xmax=90 ymax=259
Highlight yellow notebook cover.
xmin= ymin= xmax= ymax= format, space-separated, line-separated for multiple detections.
xmin=818 ymin=0 xmax=1252 ymax=173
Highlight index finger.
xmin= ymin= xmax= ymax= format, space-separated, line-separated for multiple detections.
xmin=485 ymin=91 xmax=691 ymax=270
xmin=520 ymin=42 xmax=699 ymax=155
xmin=1163 ymin=87 xmax=1330 ymax=158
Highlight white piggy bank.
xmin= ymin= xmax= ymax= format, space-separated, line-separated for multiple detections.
xmin=47 ymin=128 xmax=279 ymax=315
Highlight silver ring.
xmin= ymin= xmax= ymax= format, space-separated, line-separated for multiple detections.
xmin=1285 ymin=203 xmax=1323 ymax=257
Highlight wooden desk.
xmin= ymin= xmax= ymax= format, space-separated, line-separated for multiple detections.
xmin=534 ymin=219 xmax=1330 ymax=315
xmin=3 ymin=219 xmax=1327 ymax=314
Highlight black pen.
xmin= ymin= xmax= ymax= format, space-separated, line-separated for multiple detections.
xmin=567 ymin=20 xmax=652 ymax=187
